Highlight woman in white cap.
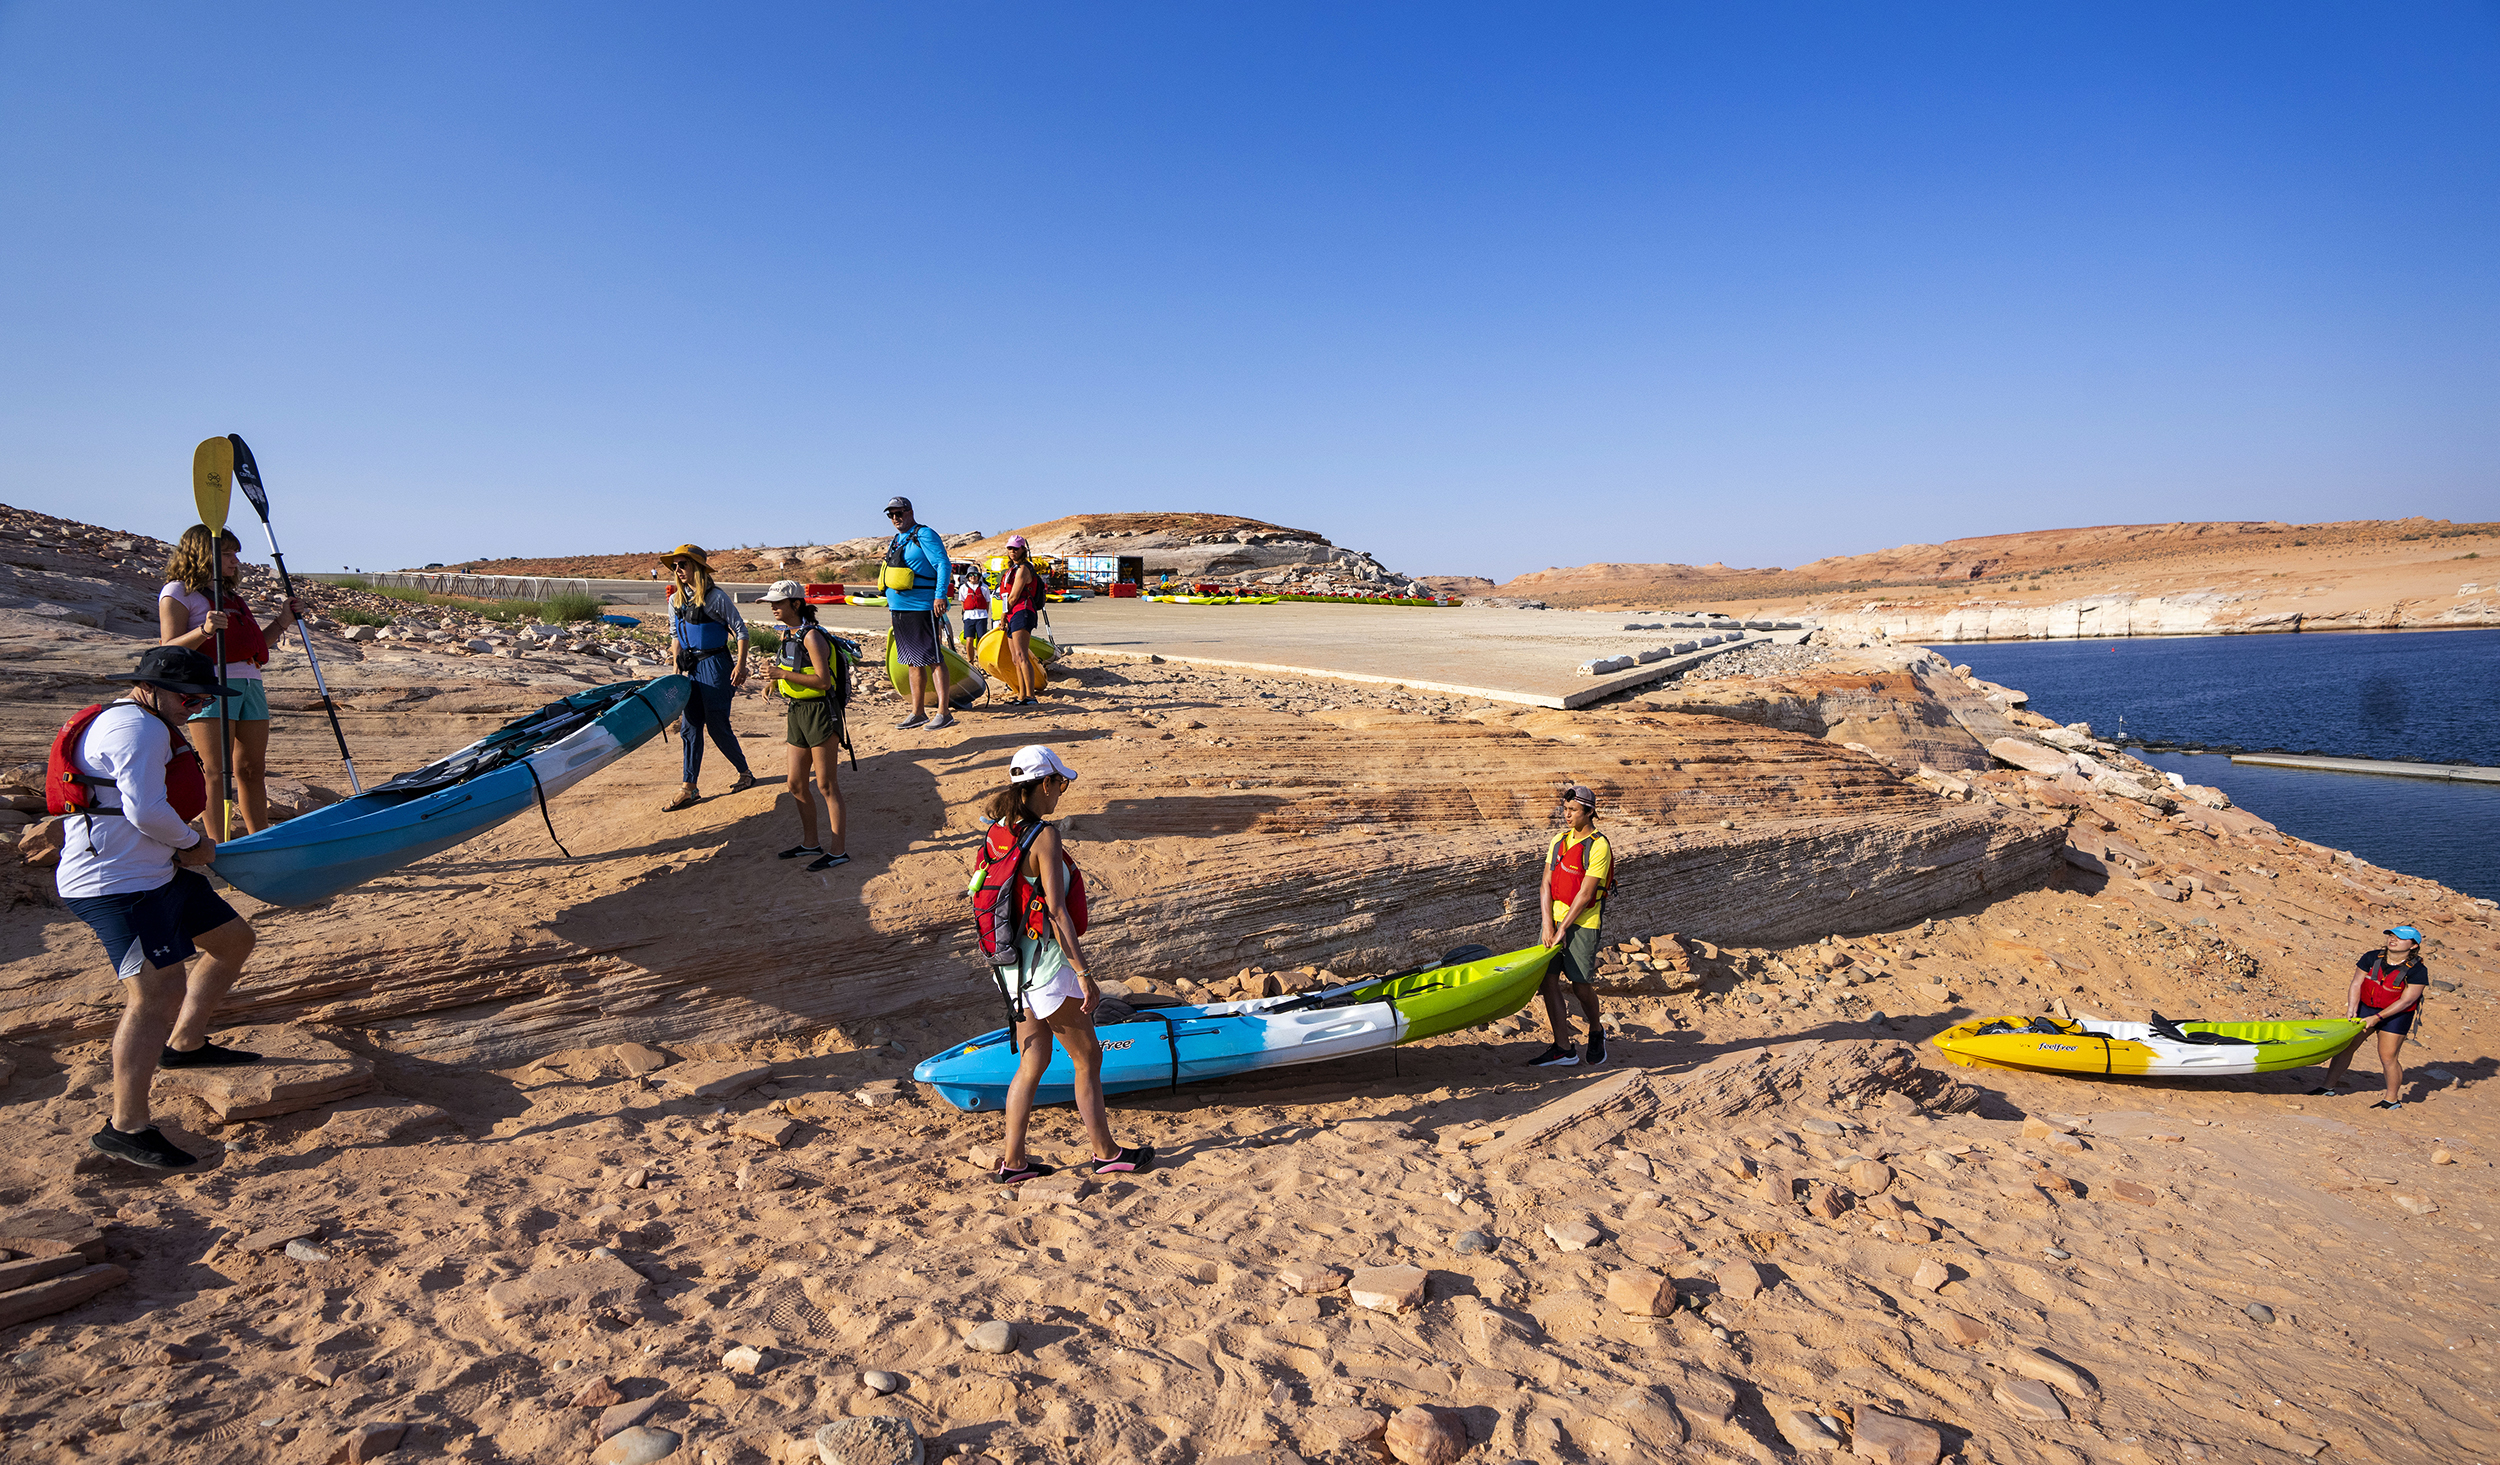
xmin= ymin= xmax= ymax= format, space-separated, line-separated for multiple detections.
xmin=976 ymin=744 xmax=1151 ymax=1182
xmin=758 ymin=581 xmax=849 ymax=872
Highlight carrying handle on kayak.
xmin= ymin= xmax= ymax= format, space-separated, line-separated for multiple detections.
xmin=522 ymin=760 xmax=573 ymax=858
xmin=1128 ymin=1008 xmax=1181 ymax=1094
xmin=627 ymin=687 xmax=671 ymax=743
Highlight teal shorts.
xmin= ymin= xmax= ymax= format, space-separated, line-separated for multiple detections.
xmin=188 ymin=679 xmax=269 ymax=722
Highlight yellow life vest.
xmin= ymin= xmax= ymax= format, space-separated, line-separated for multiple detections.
xmin=776 ymin=625 xmax=833 ymax=700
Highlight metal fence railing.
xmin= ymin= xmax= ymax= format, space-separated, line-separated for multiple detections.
xmin=313 ymin=573 xmax=668 ymax=604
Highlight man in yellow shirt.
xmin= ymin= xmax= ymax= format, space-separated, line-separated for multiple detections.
xmin=1530 ymin=785 xmax=1612 ymax=1068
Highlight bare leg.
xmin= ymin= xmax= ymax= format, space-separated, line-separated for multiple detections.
xmin=1538 ymin=973 xmax=1575 ymax=1046
xmin=1042 ymin=1001 xmax=1119 ymax=1161
xmin=785 ymin=744 xmax=818 ymax=848
xmin=112 ymin=964 xmax=188 ymax=1132
xmin=2322 ymin=1031 xmax=2366 ymax=1088
xmin=1572 ymin=982 xmax=1604 ymax=1039
xmin=232 ymin=717 xmax=273 ymax=832
xmin=183 ymin=719 xmax=225 ymax=838
xmin=812 ymin=742 xmax=845 ymax=855
xmin=1000 ymin=1010 xmax=1054 ymax=1168
xmin=2378 ymin=1030 xmax=2407 ymax=1102
xmin=1008 ymin=629 xmax=1035 ymax=700
xmin=167 ymin=917 xmax=254 ymax=1052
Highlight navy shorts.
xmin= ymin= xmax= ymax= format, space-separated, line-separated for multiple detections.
xmin=2361 ymin=1003 xmax=2416 ymax=1036
xmin=62 ymin=869 xmax=239 ymax=980
xmin=889 ymin=609 xmax=943 ymax=668
xmin=1003 ymin=610 xmax=1039 ymax=635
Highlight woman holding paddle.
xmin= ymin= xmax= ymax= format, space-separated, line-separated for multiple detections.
xmin=158 ymin=525 xmax=299 ymax=834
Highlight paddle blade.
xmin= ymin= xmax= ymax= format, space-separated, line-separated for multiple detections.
xmin=191 ymin=436 xmax=233 ymax=533
xmin=228 ymin=434 xmax=269 ymax=520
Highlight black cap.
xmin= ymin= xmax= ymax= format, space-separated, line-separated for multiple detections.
xmin=108 ymin=646 xmax=232 ymax=697
xmin=1562 ymin=784 xmax=1597 ymax=810
xmin=884 ymin=496 xmax=913 ymax=515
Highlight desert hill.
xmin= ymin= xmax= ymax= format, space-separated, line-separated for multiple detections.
xmin=418 ymin=511 xmax=1423 ymax=594
xmin=1493 ymin=517 xmax=2500 ymax=638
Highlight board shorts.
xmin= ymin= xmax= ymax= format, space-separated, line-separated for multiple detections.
xmin=2361 ymin=1003 xmax=2417 ymax=1036
xmin=189 ymin=679 xmax=269 ymax=722
xmin=963 ymin=614 xmax=989 ymax=645
xmin=1555 ymin=924 xmax=1603 ymax=987
xmin=1002 ymin=609 xmax=1039 ymax=635
xmin=889 ymin=609 xmax=942 ymax=668
xmin=785 ymin=697 xmax=838 ymax=749
xmin=1008 ymin=932 xmax=1087 ymax=1021
xmin=62 ymin=869 xmax=240 ymax=979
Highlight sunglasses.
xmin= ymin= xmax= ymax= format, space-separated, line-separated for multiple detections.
xmin=171 ymin=691 xmax=214 ymax=710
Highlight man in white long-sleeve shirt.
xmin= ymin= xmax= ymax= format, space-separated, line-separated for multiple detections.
xmin=55 ymin=646 xmax=265 ymax=1170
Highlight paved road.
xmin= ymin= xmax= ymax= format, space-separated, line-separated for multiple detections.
xmin=770 ymin=598 xmax=1795 ymax=709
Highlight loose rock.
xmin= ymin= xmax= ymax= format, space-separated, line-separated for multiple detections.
xmin=1544 ymin=1221 xmax=1601 ymax=1252
xmin=862 ymin=1370 xmax=903 ymax=1395
xmin=285 ymin=1239 xmax=332 ymax=1263
xmin=1910 ymin=1258 xmax=1950 ymax=1293
xmin=2246 ymin=1303 xmax=2275 ymax=1325
xmin=1277 ymin=1260 xmax=1350 ymax=1295
xmin=1383 ymin=1404 xmax=1469 ymax=1465
xmin=1993 ymin=1375 xmax=2067 ymax=1422
xmin=1848 ymin=1406 xmax=1943 ymax=1465
xmin=593 ymin=1426 xmax=683 ymax=1465
xmin=966 ymin=1320 xmax=1017 ymax=1355
xmin=1349 ymin=1264 xmax=1428 ymax=1313
xmin=1452 ymin=1229 xmax=1496 ymax=1256
xmin=815 ymin=1416 xmax=922 ymax=1465
xmin=1605 ymin=1268 xmax=1673 ymax=1317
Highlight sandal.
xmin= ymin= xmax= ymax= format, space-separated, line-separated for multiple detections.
xmin=778 ymin=845 xmax=824 ymax=860
xmin=1092 ymin=1144 xmax=1154 ymax=1175
xmin=728 ymin=772 xmax=760 ymax=794
xmin=994 ymin=1160 xmax=1056 ymax=1185
xmin=2369 ymin=1100 xmax=2404 ymax=1110
xmin=661 ymin=787 xmax=700 ymax=813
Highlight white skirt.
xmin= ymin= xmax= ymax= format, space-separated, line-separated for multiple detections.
xmin=1011 ymin=933 xmax=1087 ymax=1021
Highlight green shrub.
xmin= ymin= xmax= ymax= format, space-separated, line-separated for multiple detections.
xmin=328 ymin=574 xmax=371 ymax=589
xmin=545 ymin=591 xmax=603 ymax=623
xmin=335 ymin=607 xmax=392 ymax=627
xmin=746 ymin=624 xmax=782 ymax=653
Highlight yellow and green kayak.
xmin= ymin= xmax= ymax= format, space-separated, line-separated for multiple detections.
xmin=1933 ymin=1015 xmax=2364 ymax=1077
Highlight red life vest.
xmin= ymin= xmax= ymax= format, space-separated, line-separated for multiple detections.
xmin=46 ymin=702 xmax=209 ymax=823
xmin=962 ymin=580 xmax=989 ymax=613
xmin=2358 ymin=955 xmax=2421 ymax=1010
xmin=1547 ymin=831 xmax=1611 ymax=908
xmin=971 ymin=818 xmax=1087 ymax=964
xmin=177 ymin=584 xmax=269 ymax=668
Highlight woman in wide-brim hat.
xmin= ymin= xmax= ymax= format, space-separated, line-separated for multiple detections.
xmin=659 ymin=544 xmax=759 ymax=812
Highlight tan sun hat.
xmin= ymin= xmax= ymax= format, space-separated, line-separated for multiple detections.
xmin=662 ymin=544 xmax=710 ymax=569
xmin=759 ymin=580 xmax=807 ymax=603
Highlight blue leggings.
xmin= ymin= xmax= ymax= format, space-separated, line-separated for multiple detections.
xmin=679 ymin=672 xmax=751 ymax=784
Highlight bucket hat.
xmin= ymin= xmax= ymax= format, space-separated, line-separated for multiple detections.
xmin=109 ymin=645 xmax=232 ymax=697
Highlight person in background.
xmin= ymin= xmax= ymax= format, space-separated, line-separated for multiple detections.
xmin=977 ymin=745 xmax=1152 ymax=1183
xmin=997 ymin=536 xmax=1048 ymax=706
xmin=2312 ymin=926 xmax=2431 ymax=1109
xmin=882 ymin=497 xmax=955 ymax=730
xmin=158 ymin=524 xmax=301 ymax=835
xmin=659 ymin=545 xmax=758 ymax=812
xmin=757 ymin=581 xmax=850 ymax=872
xmin=1528 ymin=784 xmax=1613 ymax=1069
xmin=55 ymin=647 xmax=265 ymax=1171
xmin=959 ymin=561 xmax=992 ymax=662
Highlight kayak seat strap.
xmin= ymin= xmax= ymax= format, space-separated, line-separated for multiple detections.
xmin=1129 ymin=1009 xmax=1181 ymax=1094
xmin=521 ymin=760 xmax=572 ymax=858
xmin=627 ymin=687 xmax=670 ymax=743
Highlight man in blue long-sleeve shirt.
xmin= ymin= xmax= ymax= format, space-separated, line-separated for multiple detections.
xmin=883 ymin=496 xmax=956 ymax=730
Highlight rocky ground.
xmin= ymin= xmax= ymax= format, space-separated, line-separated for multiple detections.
xmin=1 ymin=506 xmax=2495 ymax=1465
xmin=1484 ymin=519 xmax=2500 ymax=640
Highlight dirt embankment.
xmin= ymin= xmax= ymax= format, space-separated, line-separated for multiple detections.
xmin=1493 ymin=518 xmax=2500 ymax=639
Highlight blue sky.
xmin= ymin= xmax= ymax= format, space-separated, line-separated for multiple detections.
xmin=3 ymin=4 xmax=2494 ymax=582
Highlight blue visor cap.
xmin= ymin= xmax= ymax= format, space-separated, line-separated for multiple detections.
xmin=2385 ymin=926 xmax=2423 ymax=943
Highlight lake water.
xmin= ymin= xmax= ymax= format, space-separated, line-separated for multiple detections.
xmin=1953 ymin=629 xmax=2500 ymax=900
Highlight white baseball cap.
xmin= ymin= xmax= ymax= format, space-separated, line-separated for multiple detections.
xmin=759 ymin=580 xmax=807 ymax=602
xmin=1009 ymin=744 xmax=1078 ymax=785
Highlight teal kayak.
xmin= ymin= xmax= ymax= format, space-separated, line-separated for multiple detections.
xmin=912 ymin=943 xmax=1555 ymax=1111
xmin=214 ymin=677 xmax=690 ymax=906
